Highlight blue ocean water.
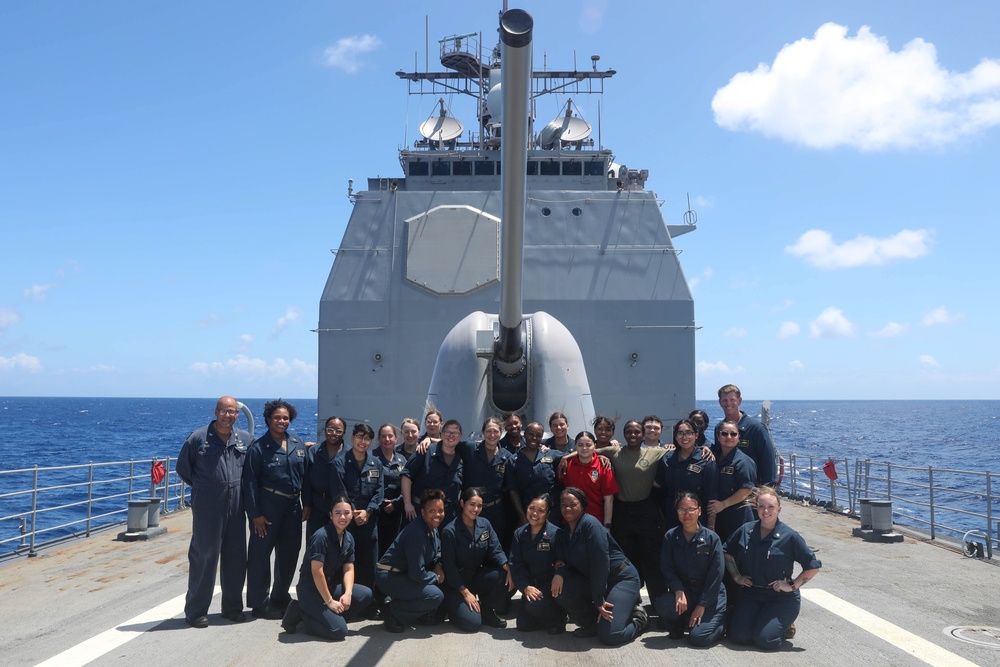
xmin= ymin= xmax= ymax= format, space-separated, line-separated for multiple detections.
xmin=1 ymin=397 xmax=998 ymax=553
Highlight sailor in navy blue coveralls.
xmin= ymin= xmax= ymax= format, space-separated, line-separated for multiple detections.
xmin=508 ymin=502 xmax=561 ymax=631
xmin=402 ymin=440 xmax=464 ymax=524
xmin=301 ymin=437 xmax=345 ymax=540
xmin=725 ymin=507 xmax=821 ymax=650
xmin=655 ymin=522 xmax=727 ymax=646
xmin=375 ymin=499 xmax=446 ymax=627
xmin=655 ymin=445 xmax=718 ymax=532
xmin=440 ymin=501 xmax=510 ymax=631
xmin=242 ymin=406 xmax=307 ymax=613
xmin=554 ymin=496 xmax=642 ymax=646
xmin=462 ymin=439 xmax=514 ymax=547
xmin=176 ymin=397 xmax=250 ymax=625
xmin=375 ymin=429 xmax=408 ymax=558
xmin=334 ymin=433 xmax=384 ymax=591
xmin=294 ymin=505 xmax=374 ymax=640
xmin=710 ymin=441 xmax=757 ymax=541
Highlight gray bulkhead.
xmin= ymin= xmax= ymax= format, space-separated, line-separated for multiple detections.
xmin=318 ymin=151 xmax=696 ymax=433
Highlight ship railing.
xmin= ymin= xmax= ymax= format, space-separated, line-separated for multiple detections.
xmin=0 ymin=458 xmax=190 ymax=560
xmin=782 ymin=453 xmax=997 ymax=560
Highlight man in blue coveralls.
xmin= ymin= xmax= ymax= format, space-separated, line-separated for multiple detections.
xmin=718 ymin=384 xmax=776 ymax=487
xmin=177 ymin=396 xmax=251 ymax=628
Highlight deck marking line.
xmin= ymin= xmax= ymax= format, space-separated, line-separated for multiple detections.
xmin=34 ymin=587 xmax=219 ymax=667
xmin=802 ymin=589 xmax=979 ymax=667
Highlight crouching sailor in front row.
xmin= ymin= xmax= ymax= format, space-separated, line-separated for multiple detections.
xmin=281 ymin=496 xmax=373 ymax=640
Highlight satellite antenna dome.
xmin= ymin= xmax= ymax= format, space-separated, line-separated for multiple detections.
xmin=486 ymin=83 xmax=503 ymax=124
xmin=537 ymin=100 xmax=592 ymax=149
xmin=419 ymin=98 xmax=464 ymax=143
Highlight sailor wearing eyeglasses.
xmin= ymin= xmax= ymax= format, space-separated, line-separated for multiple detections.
xmin=654 ymin=420 xmax=718 ymax=532
xmin=708 ymin=419 xmax=757 ymax=542
xmin=655 ymin=491 xmax=726 ymax=646
xmin=302 ymin=416 xmax=347 ymax=539
xmin=177 ymin=396 xmax=251 ymax=628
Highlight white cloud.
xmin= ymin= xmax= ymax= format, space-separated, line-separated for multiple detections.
xmin=919 ymin=354 xmax=940 ymax=368
xmin=236 ymin=333 xmax=255 ymax=353
xmin=785 ymin=229 xmax=932 ymax=269
xmin=788 ymin=360 xmax=804 ymax=372
xmin=271 ymin=306 xmax=302 ymax=339
xmin=0 ymin=353 xmax=42 ymax=372
xmin=869 ymin=321 xmax=908 ymax=338
xmin=771 ymin=299 xmax=794 ymax=312
xmin=322 ymin=35 xmax=382 ymax=74
xmin=724 ymin=327 xmax=747 ymax=338
xmin=809 ymin=307 xmax=855 ymax=338
xmin=23 ymin=284 xmax=52 ymax=302
xmin=777 ymin=321 xmax=800 ymax=339
xmin=697 ymin=360 xmax=745 ymax=375
xmin=191 ymin=355 xmax=317 ymax=378
xmin=0 ymin=308 xmax=21 ymax=332
xmin=921 ymin=306 xmax=965 ymax=326
xmin=579 ymin=0 xmax=608 ymax=33
xmin=688 ymin=266 xmax=713 ymax=291
xmin=712 ymin=22 xmax=1000 ymax=150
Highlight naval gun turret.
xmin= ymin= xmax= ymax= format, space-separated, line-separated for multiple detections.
xmin=317 ymin=6 xmax=697 ymax=435
xmin=424 ymin=9 xmax=596 ymax=431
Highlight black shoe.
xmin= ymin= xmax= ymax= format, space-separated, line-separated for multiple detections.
xmin=630 ymin=605 xmax=649 ymax=635
xmin=281 ymin=600 xmax=302 ymax=633
xmin=384 ymin=613 xmax=405 ymax=633
xmin=221 ymin=610 xmax=247 ymax=623
xmin=573 ymin=623 xmax=598 ymax=638
xmin=364 ymin=605 xmax=382 ymax=621
xmin=481 ymin=608 xmax=507 ymax=629
xmin=547 ymin=620 xmax=566 ymax=635
xmin=252 ymin=605 xmax=285 ymax=620
xmin=415 ymin=611 xmax=442 ymax=626
xmin=668 ymin=620 xmax=685 ymax=640
xmin=185 ymin=615 xmax=209 ymax=629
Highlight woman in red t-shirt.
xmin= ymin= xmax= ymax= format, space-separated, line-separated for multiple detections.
xmin=559 ymin=430 xmax=619 ymax=527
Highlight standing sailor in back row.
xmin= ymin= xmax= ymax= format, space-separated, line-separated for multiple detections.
xmin=243 ymin=399 xmax=307 ymax=619
xmin=717 ymin=384 xmax=776 ymax=486
xmin=177 ymin=395 xmax=251 ymax=628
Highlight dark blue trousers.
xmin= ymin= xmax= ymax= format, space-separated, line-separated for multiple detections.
xmin=653 ymin=588 xmax=726 ymax=646
xmin=729 ymin=586 xmax=799 ymax=650
xmin=443 ymin=566 xmax=507 ymax=632
xmin=556 ymin=565 xmax=642 ymax=645
xmin=246 ymin=493 xmax=301 ymax=609
xmin=297 ymin=581 xmax=373 ymax=641
xmin=375 ymin=570 xmax=444 ymax=625
xmin=185 ymin=483 xmax=246 ymax=618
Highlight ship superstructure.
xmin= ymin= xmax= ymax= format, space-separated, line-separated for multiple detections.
xmin=317 ymin=13 xmax=697 ymax=432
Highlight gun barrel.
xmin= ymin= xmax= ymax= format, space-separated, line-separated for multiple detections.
xmin=497 ymin=8 xmax=532 ymax=363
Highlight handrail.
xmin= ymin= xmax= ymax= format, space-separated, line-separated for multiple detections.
xmin=0 ymin=458 xmax=190 ymax=559
xmin=782 ymin=453 xmax=998 ymax=560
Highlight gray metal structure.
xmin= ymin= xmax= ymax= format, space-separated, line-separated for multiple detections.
xmin=317 ymin=8 xmax=698 ymax=434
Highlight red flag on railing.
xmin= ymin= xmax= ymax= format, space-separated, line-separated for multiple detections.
xmin=822 ymin=460 xmax=838 ymax=481
xmin=151 ymin=460 xmax=166 ymax=484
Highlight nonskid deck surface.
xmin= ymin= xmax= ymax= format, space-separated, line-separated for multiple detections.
xmin=2 ymin=502 xmax=996 ymax=667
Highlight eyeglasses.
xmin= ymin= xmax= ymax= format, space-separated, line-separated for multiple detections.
xmin=354 ymin=434 xmax=372 ymax=441
xmin=720 ymin=431 xmax=739 ymax=438
xmin=442 ymin=430 xmax=461 ymax=437
xmin=676 ymin=430 xmax=695 ymax=438
xmin=218 ymin=410 xmax=239 ymax=416
xmin=326 ymin=428 xmax=345 ymax=434
xmin=677 ymin=508 xmax=700 ymax=515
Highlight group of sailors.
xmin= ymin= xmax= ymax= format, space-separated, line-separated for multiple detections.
xmin=176 ymin=385 xmax=820 ymax=651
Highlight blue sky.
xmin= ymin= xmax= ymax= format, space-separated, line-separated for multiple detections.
xmin=2 ymin=1 xmax=998 ymax=401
